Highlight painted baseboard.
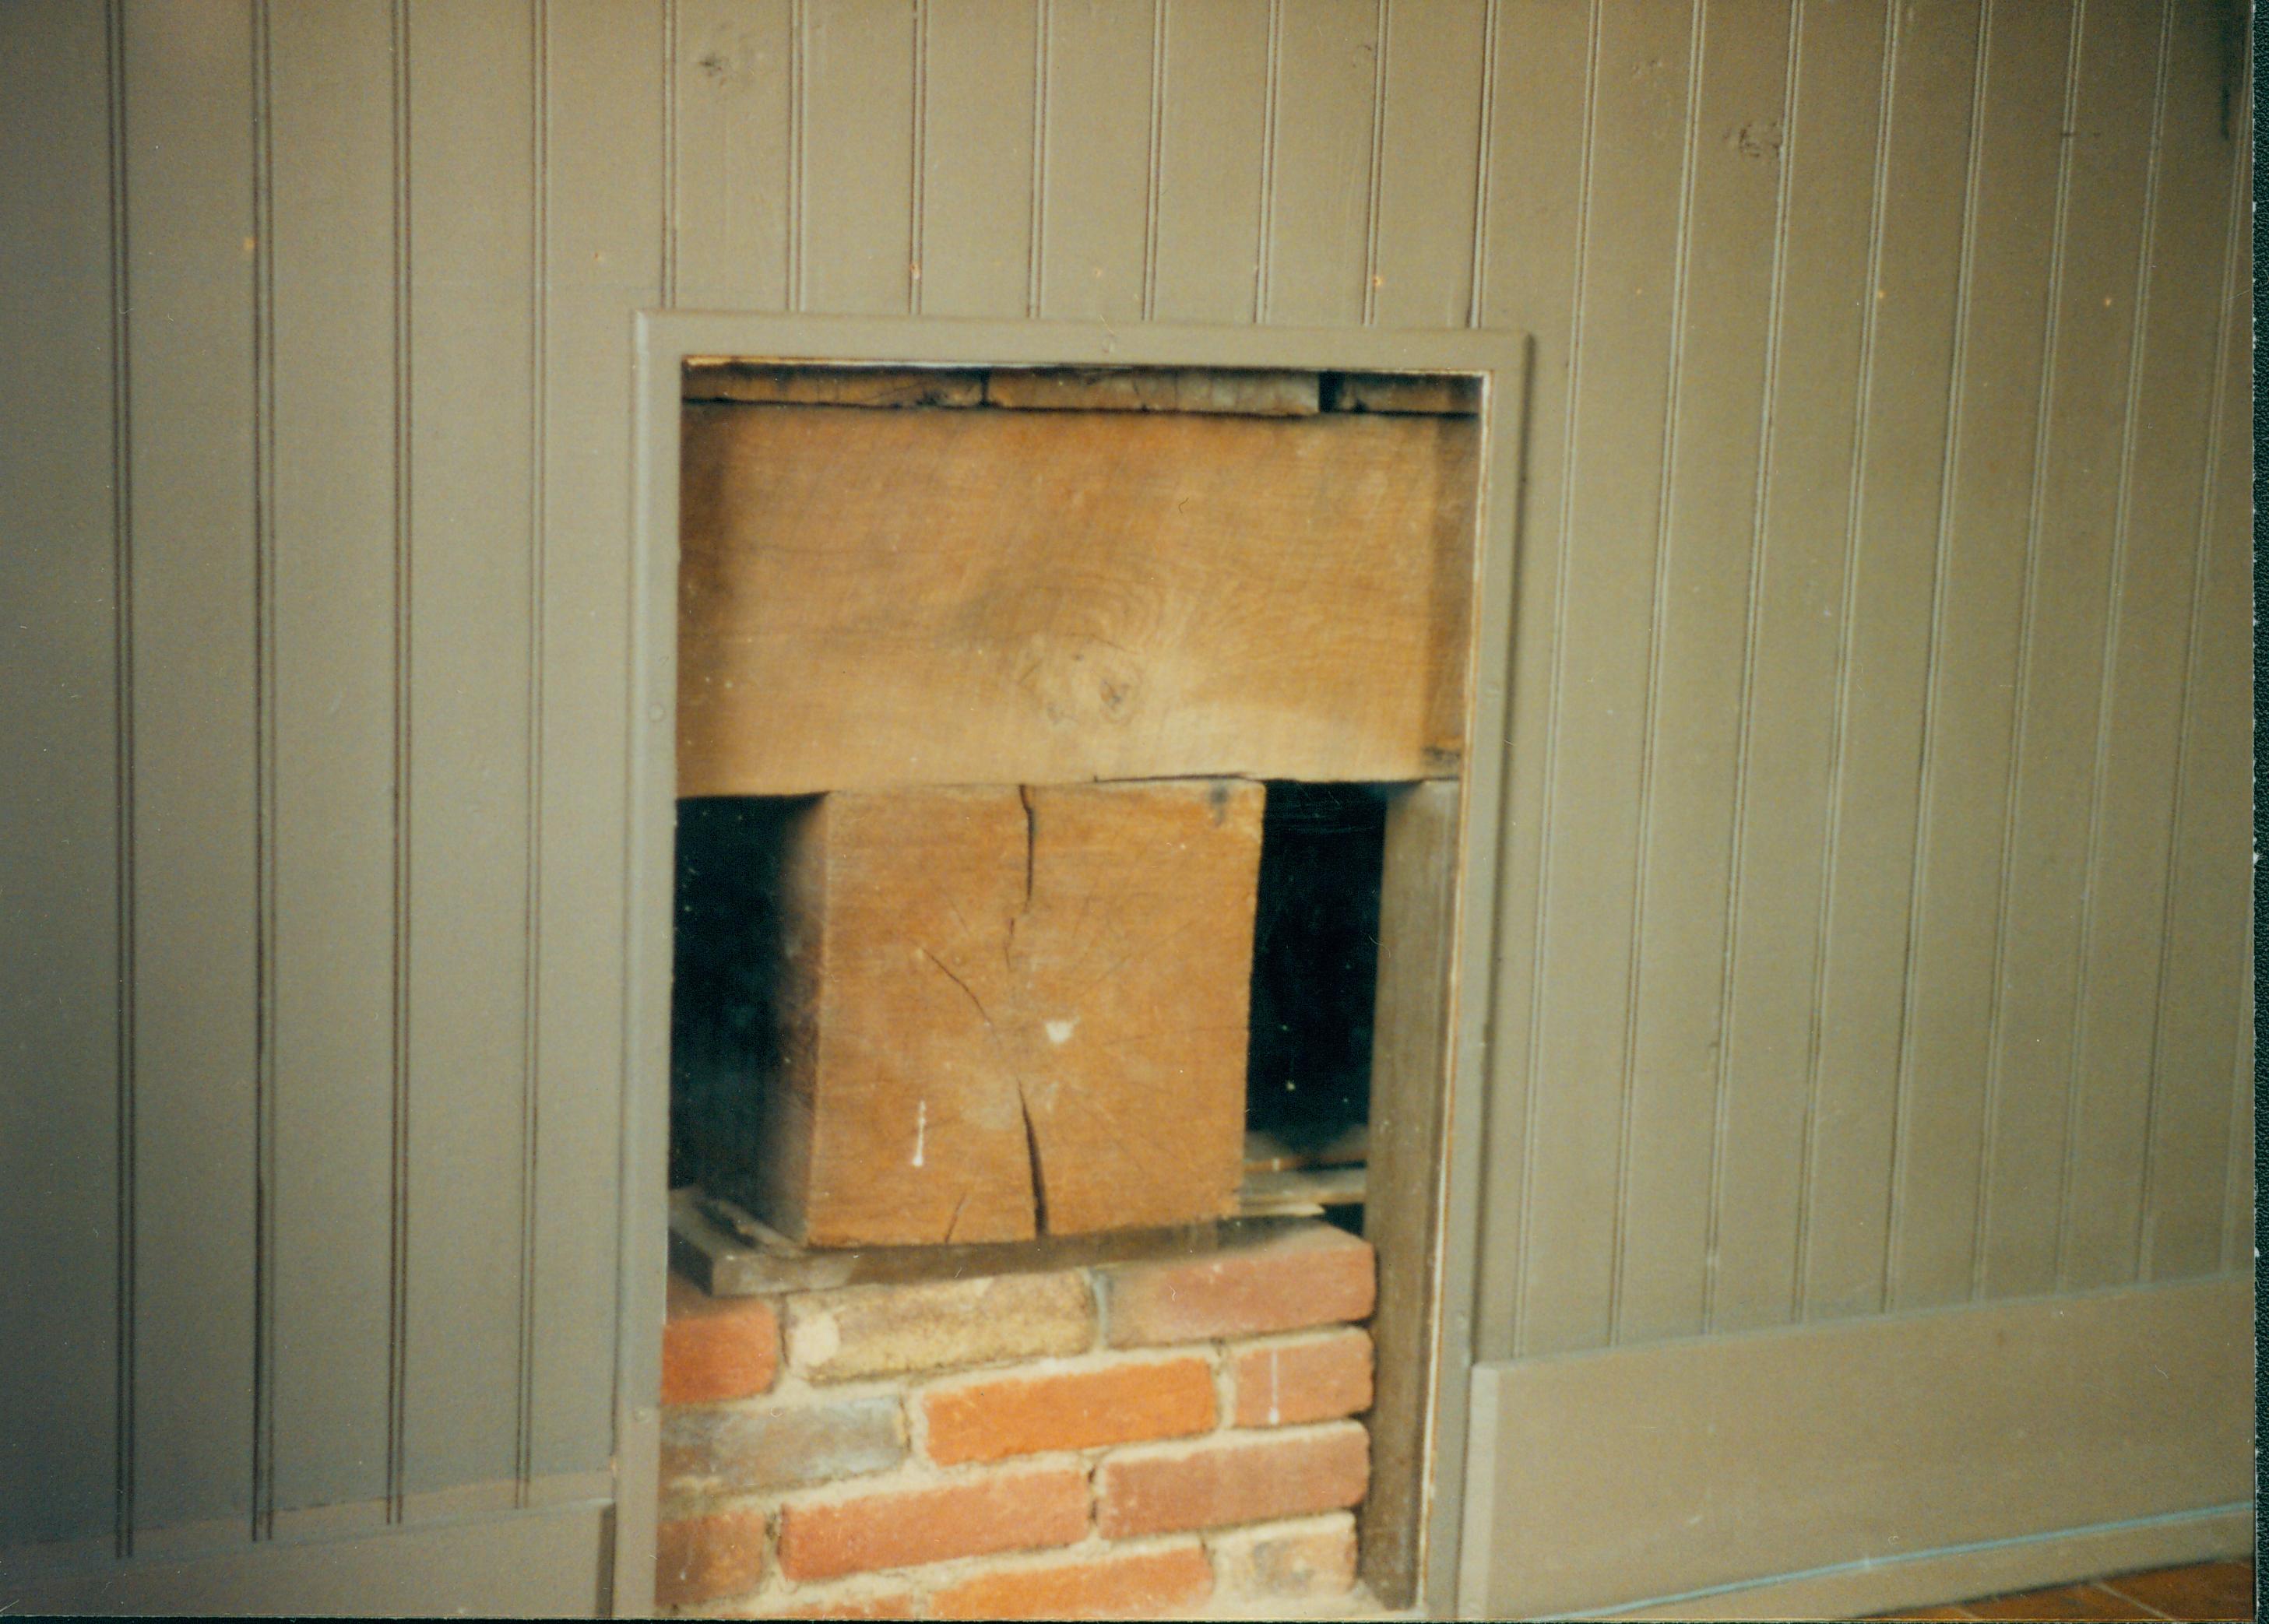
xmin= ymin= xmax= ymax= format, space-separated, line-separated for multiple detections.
xmin=1596 ymin=1503 xmax=2255 ymax=1620
xmin=0 ymin=1496 xmax=610 ymax=1617
xmin=1458 ymin=1274 xmax=2254 ymax=1620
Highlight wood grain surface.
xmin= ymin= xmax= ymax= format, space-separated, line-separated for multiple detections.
xmin=677 ymin=402 xmax=1476 ymax=795
xmin=727 ymin=780 xmax=1263 ymax=1247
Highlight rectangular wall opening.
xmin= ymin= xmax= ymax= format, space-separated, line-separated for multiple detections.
xmin=662 ymin=358 xmax=1482 ymax=1612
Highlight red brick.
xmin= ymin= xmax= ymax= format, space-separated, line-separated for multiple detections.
xmin=663 ymin=1273 xmax=780 ymax=1404
xmin=1094 ymin=1423 xmax=1368 ymax=1538
xmin=769 ymin=1591 xmax=920 ymax=1619
xmin=655 ymin=1506 xmax=767 ymax=1607
xmin=922 ymin=1356 xmax=1216 ymax=1464
xmin=1099 ymin=1222 xmax=1374 ymax=1348
xmin=1230 ymin=1330 xmax=1372 ymax=1427
xmin=930 ymin=1542 xmax=1214 ymax=1619
xmin=661 ymin=1395 xmax=905 ymax=1496
xmin=775 ymin=1468 xmax=1091 ymax=1581
xmin=1209 ymin=1512 xmax=1358 ymax=1600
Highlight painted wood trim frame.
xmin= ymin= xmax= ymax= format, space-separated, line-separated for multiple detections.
xmin=627 ymin=312 xmax=1529 ymax=1619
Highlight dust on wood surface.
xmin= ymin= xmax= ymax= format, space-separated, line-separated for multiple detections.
xmin=734 ymin=779 xmax=1263 ymax=1249
xmin=677 ymin=402 xmax=1477 ymax=796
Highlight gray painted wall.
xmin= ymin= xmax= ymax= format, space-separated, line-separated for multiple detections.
xmin=1 ymin=0 xmax=2249 ymax=1575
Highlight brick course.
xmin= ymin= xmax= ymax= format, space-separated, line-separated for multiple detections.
xmin=776 ymin=1468 xmax=1092 ymax=1581
xmin=656 ymin=1217 xmax=1377 ymax=1617
xmin=784 ymin=1271 xmax=1095 ymax=1383
xmin=1210 ymin=1512 xmax=1360 ymax=1601
xmin=661 ymin=1394 xmax=905 ymax=1497
xmin=930 ymin=1541 xmax=1215 ymax=1619
xmin=1230 ymin=1328 xmax=1374 ymax=1428
xmin=655 ymin=1506 xmax=767 ymax=1607
xmin=921 ymin=1355 xmax=1215 ymax=1464
xmin=663 ymin=1273 xmax=779 ymax=1404
xmin=1098 ymin=1222 xmax=1374 ymax=1347
xmin=1094 ymin=1422 xmax=1370 ymax=1538
xmin=769 ymin=1591 xmax=920 ymax=1619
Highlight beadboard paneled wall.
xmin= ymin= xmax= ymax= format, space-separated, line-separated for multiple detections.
xmin=0 ymin=0 xmax=2249 ymax=1561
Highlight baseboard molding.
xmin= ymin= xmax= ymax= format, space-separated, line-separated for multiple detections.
xmin=1458 ymin=1274 xmax=2255 ymax=1620
xmin=0 ymin=1498 xmax=610 ymax=1617
xmin=1595 ymin=1503 xmax=2255 ymax=1620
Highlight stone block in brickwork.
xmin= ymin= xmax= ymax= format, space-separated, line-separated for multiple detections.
xmin=1209 ymin=1512 xmax=1359 ymax=1601
xmin=775 ymin=1467 xmax=1091 ymax=1582
xmin=655 ymin=1506 xmax=767 ymax=1607
xmin=660 ymin=1395 xmax=904 ymax=1497
xmin=920 ymin=1355 xmax=1216 ymax=1464
xmin=1099 ymin=1220 xmax=1374 ymax=1348
xmin=1094 ymin=1422 xmax=1369 ymax=1538
xmin=1230 ymin=1329 xmax=1373 ymax=1427
xmin=784 ymin=1271 xmax=1095 ymax=1383
xmin=930 ymin=1541 xmax=1215 ymax=1619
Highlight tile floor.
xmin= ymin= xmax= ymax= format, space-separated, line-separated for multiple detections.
xmin=1870 ymin=1560 xmax=2256 ymax=1622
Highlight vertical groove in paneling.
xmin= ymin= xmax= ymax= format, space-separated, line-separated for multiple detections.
xmin=2057 ymin=2 xmax=2174 ymax=1292
xmin=1701 ymin=5 xmax=1802 ymax=1337
xmin=2136 ymin=36 xmax=2252 ymax=1284
xmin=1467 ymin=0 xmax=1592 ymax=1362
xmin=1503 ymin=0 xmax=1605 ymax=1360
xmin=0 ymin=0 xmax=128 ymax=1553
xmin=1027 ymin=0 xmax=1050 ymax=317
xmin=1152 ymin=0 xmax=1268 ymax=325
xmin=515 ymin=0 xmax=549 ymax=1507
xmin=386 ymin=0 xmax=413 ymax=1520
xmin=1614 ymin=0 xmax=1798 ymax=1345
xmin=1037 ymin=0 xmax=1152 ymax=322
xmin=1140 ymin=0 xmax=1166 ymax=322
xmin=249 ymin=0 xmax=280 ymax=1540
xmin=789 ymin=0 xmax=806 ymax=310
xmin=268 ymin=0 xmax=398 ymax=1523
xmin=124 ymin=0 xmax=261 ymax=1536
xmin=660 ymin=0 xmax=677 ymax=308
xmin=1359 ymin=0 xmax=1389 ymax=325
xmin=1804 ymin=0 xmax=1989 ymax=1324
xmin=1606 ymin=0 xmax=1707 ymax=1345
xmin=403 ymin=0 xmax=537 ymax=1503
xmin=908 ymin=0 xmax=926 ymax=315
xmin=1793 ymin=0 xmax=1898 ymax=1323
xmin=1253 ymin=0 xmax=1282 ymax=321
xmin=107 ymin=0 xmax=138 ymax=1551
xmin=802 ymin=0 xmax=916 ymax=316
xmin=670 ymin=0 xmax=790 ymax=314
xmin=1370 ymin=0 xmax=1486 ymax=330
xmin=1973 ymin=3 xmax=2085 ymax=1305
xmin=1464 ymin=0 xmax=1499 ymax=329
xmin=1879 ymin=0 xmax=1993 ymax=1314
xmin=106 ymin=0 xmax=138 ymax=1555
xmin=1979 ymin=0 xmax=2161 ymax=1302
xmin=1518 ymin=0 xmax=1697 ymax=1356
xmin=916 ymin=0 xmax=1035 ymax=319
xmin=1264 ymin=0 xmax=1377 ymax=326
xmin=1708 ymin=0 xmax=1888 ymax=1336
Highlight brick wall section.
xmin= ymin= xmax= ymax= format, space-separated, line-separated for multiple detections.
xmin=655 ymin=1218 xmax=1376 ymax=1619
